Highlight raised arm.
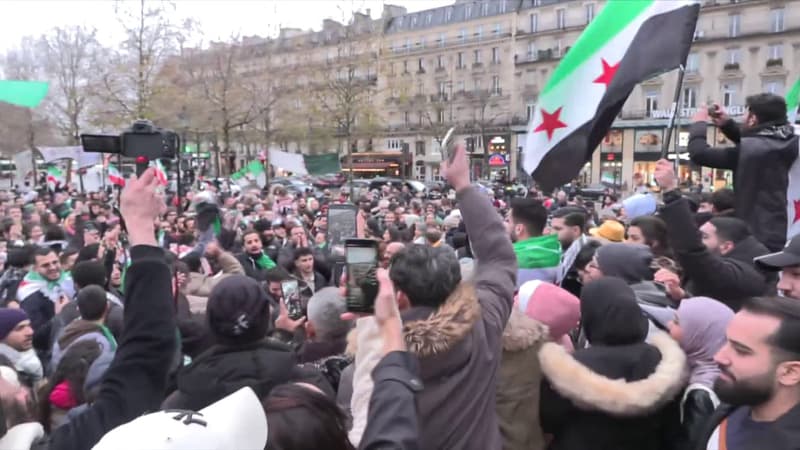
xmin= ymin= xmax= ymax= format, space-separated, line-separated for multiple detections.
xmin=443 ymin=146 xmax=517 ymax=331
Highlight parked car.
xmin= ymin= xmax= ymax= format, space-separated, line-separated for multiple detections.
xmin=578 ymin=184 xmax=610 ymax=200
xmin=312 ymin=173 xmax=346 ymax=188
xmin=368 ymin=177 xmax=426 ymax=196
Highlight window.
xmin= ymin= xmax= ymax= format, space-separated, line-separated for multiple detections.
xmin=726 ymin=48 xmax=740 ymax=65
xmin=474 ymin=78 xmax=482 ymax=91
xmin=645 ymin=89 xmax=659 ymax=116
xmin=410 ymin=14 xmax=417 ymax=27
xmin=426 ymin=12 xmax=433 ymax=25
xmin=439 ymin=32 xmax=446 ymax=47
xmin=526 ymin=103 xmax=536 ymax=122
xmin=389 ymin=62 xmax=395 ymax=75
xmin=387 ymin=139 xmax=401 ymax=150
xmin=476 ymin=25 xmax=483 ymax=40
xmin=415 ymin=141 xmax=425 ymax=156
xmin=418 ymin=58 xmax=425 ymax=71
xmin=722 ymin=83 xmax=738 ymax=107
xmin=482 ymin=3 xmax=489 ymax=15
xmin=457 ymin=80 xmax=465 ymax=92
xmin=438 ymin=81 xmax=447 ymax=95
xmin=474 ymin=49 xmax=482 ymax=64
xmin=763 ymin=78 xmax=785 ymax=95
xmin=437 ymin=55 xmax=444 ymax=69
xmin=492 ymin=76 xmax=501 ymax=94
xmin=418 ymin=111 xmax=424 ymax=126
xmin=494 ymin=23 xmax=502 ymax=36
xmin=405 ymin=38 xmax=412 ymax=52
xmin=445 ymin=7 xmax=453 ymax=22
xmin=530 ymin=13 xmax=538 ymax=33
xmin=459 ymin=28 xmax=467 ymax=43
xmin=416 ymin=81 xmax=424 ymax=95
xmin=682 ymin=86 xmax=697 ymax=109
xmin=403 ymin=60 xmax=409 ymax=73
xmin=729 ymin=14 xmax=740 ymax=37
xmin=404 ymin=111 xmax=410 ymax=126
xmin=686 ymin=52 xmax=699 ymax=73
xmin=585 ymin=4 xmax=595 ymax=23
xmin=419 ymin=38 xmax=426 ymax=49
xmin=771 ymin=8 xmax=785 ymax=32
xmin=557 ymin=9 xmax=566 ymax=29
xmin=437 ymin=109 xmax=445 ymax=123
xmin=457 ymin=52 xmax=464 ymax=68
xmin=492 ymin=47 xmax=500 ymax=64
xmin=769 ymin=43 xmax=783 ymax=60
xmin=466 ymin=4 xmax=472 ymax=18
xmin=527 ymin=42 xmax=537 ymax=60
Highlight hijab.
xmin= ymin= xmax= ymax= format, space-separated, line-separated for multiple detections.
xmin=675 ymin=297 xmax=734 ymax=388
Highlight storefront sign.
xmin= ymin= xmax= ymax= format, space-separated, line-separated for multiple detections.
xmin=649 ymin=105 xmax=746 ymax=119
xmin=634 ymin=129 xmax=663 ymax=153
xmin=488 ymin=153 xmax=508 ymax=166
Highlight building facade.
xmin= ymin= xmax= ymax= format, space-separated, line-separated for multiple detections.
xmin=220 ymin=0 xmax=799 ymax=186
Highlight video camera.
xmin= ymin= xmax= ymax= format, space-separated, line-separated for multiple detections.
xmin=80 ymin=120 xmax=180 ymax=160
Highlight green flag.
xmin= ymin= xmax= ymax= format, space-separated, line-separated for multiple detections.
xmin=304 ymin=153 xmax=341 ymax=175
xmin=522 ymin=0 xmax=700 ymax=190
xmin=0 ymin=80 xmax=49 ymax=108
xmin=788 ymin=77 xmax=800 ymax=124
xmin=246 ymin=161 xmax=265 ymax=176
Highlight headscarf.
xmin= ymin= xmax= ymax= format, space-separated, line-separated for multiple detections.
xmin=675 ymin=297 xmax=734 ymax=388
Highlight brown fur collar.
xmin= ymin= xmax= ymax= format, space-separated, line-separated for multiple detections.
xmin=404 ymin=282 xmax=481 ymax=357
xmin=344 ymin=282 xmax=481 ymax=358
xmin=539 ymin=332 xmax=687 ymax=416
xmin=502 ymin=308 xmax=548 ymax=352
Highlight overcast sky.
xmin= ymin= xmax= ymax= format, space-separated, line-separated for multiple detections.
xmin=0 ymin=0 xmax=453 ymax=51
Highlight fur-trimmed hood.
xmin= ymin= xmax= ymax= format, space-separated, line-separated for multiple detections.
xmin=539 ymin=332 xmax=687 ymax=416
xmin=502 ymin=308 xmax=548 ymax=352
xmin=345 ymin=282 xmax=481 ymax=358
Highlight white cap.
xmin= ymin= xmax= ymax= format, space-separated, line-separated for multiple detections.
xmin=92 ymin=387 xmax=267 ymax=450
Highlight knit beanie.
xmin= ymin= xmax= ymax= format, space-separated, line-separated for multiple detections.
xmin=517 ymin=281 xmax=580 ymax=340
xmin=207 ymin=275 xmax=270 ymax=345
xmin=0 ymin=309 xmax=28 ymax=341
xmin=622 ymin=193 xmax=657 ymax=221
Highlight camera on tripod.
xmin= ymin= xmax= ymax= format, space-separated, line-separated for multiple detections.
xmin=80 ymin=120 xmax=180 ymax=160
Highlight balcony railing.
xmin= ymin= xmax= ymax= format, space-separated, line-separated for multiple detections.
xmin=435 ymin=66 xmax=446 ymax=73
xmin=766 ymin=58 xmax=783 ymax=68
xmin=723 ymin=62 xmax=740 ymax=71
xmin=430 ymin=93 xmax=449 ymax=102
xmin=472 ymin=62 xmax=484 ymax=69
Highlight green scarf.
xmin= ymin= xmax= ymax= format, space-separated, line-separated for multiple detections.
xmin=513 ymin=234 xmax=562 ymax=269
xmin=99 ymin=324 xmax=118 ymax=352
xmin=255 ymin=253 xmax=276 ymax=270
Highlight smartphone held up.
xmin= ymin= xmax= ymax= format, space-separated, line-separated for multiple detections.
xmin=345 ymin=239 xmax=379 ymax=314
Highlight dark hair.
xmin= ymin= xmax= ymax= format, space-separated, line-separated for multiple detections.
xmin=265 ymin=267 xmax=292 ymax=283
xmin=33 ymin=246 xmax=56 ymax=259
xmin=711 ymin=189 xmax=735 ymax=215
xmin=263 ymin=384 xmax=354 ymax=450
xmin=745 ymin=93 xmax=788 ymax=125
xmin=425 ymin=229 xmax=442 ymax=245
xmin=743 ymin=296 xmax=800 ymax=361
xmin=71 ymin=261 xmax=107 ymax=290
xmin=510 ymin=198 xmax=548 ymax=237
xmin=76 ymin=243 xmax=100 ymax=264
xmin=177 ymin=233 xmax=195 ymax=246
xmin=708 ymin=217 xmax=751 ymax=244
xmin=76 ymin=285 xmax=108 ymax=321
xmin=181 ymin=252 xmax=202 ymax=273
xmin=389 ymin=244 xmax=461 ymax=308
xmin=43 ymin=226 xmax=65 ymax=242
xmin=242 ymin=229 xmax=261 ymax=241
xmin=38 ymin=340 xmax=102 ymax=432
xmin=630 ymin=215 xmax=671 ymax=257
xmin=293 ymin=247 xmax=313 ymax=261
xmin=385 ymin=225 xmax=406 ymax=243
xmin=6 ymin=246 xmax=33 ymax=268
xmin=574 ymin=239 xmax=603 ymax=271
xmin=217 ymin=228 xmax=237 ymax=251
xmin=562 ymin=212 xmax=586 ymax=233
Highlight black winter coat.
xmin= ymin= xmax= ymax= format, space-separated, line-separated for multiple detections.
xmin=163 ymin=338 xmax=333 ymax=411
xmin=688 ymin=120 xmax=798 ymax=252
xmin=660 ymin=196 xmax=773 ymax=311
xmin=692 ymin=403 xmax=800 ymax=450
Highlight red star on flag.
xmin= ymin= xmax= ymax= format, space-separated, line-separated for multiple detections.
xmin=533 ymin=107 xmax=568 ymax=140
xmin=794 ymin=199 xmax=800 ymax=223
xmin=593 ymin=58 xmax=620 ymax=87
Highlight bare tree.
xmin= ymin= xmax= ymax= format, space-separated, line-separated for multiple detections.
xmin=38 ymin=26 xmax=102 ymax=145
xmin=311 ymin=20 xmax=381 ymax=194
xmin=97 ymin=0 xmax=188 ymax=124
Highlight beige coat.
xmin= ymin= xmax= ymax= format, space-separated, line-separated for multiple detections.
xmin=496 ymin=308 xmax=548 ymax=450
xmin=185 ymin=251 xmax=244 ymax=298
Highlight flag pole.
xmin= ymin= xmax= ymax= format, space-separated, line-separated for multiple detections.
xmin=661 ymin=65 xmax=686 ymax=162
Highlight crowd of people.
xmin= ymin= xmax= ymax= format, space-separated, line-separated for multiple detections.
xmin=0 ymin=93 xmax=797 ymax=449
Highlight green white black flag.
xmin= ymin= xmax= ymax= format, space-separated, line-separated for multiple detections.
xmin=523 ymin=0 xmax=700 ymax=190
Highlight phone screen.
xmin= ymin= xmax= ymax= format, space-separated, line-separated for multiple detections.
xmin=346 ymin=242 xmax=379 ymax=313
xmin=327 ymin=205 xmax=357 ymax=254
xmin=281 ymin=280 xmax=303 ymax=320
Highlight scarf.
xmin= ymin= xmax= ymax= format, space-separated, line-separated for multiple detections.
xmin=677 ymin=297 xmax=735 ymax=388
xmin=16 ymin=270 xmax=74 ymax=303
xmin=513 ymin=234 xmax=562 ymax=269
xmin=0 ymin=343 xmax=43 ymax=382
xmin=254 ymin=253 xmax=276 ymax=270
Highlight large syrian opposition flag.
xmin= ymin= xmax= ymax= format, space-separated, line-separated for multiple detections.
xmin=523 ymin=0 xmax=700 ymax=191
